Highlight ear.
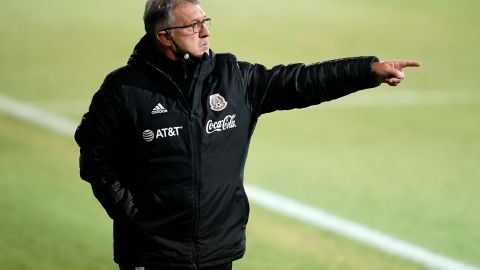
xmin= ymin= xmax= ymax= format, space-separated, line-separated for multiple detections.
xmin=156 ymin=31 xmax=172 ymax=47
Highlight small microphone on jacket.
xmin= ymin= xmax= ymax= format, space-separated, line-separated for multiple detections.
xmin=174 ymin=46 xmax=192 ymax=62
xmin=166 ymin=32 xmax=193 ymax=62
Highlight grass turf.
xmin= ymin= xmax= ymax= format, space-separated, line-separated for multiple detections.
xmin=1 ymin=0 xmax=479 ymax=268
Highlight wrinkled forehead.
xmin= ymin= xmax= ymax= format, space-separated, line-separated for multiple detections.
xmin=172 ymin=2 xmax=207 ymax=25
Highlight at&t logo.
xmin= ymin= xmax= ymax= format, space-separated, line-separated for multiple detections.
xmin=143 ymin=126 xmax=183 ymax=142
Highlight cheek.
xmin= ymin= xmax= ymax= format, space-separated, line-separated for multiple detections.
xmin=188 ymin=40 xmax=204 ymax=53
xmin=181 ymin=37 xmax=199 ymax=49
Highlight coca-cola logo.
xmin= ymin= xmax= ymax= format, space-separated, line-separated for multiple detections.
xmin=206 ymin=114 xmax=237 ymax=134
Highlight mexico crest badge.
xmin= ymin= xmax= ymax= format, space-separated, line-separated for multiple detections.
xmin=209 ymin=94 xmax=228 ymax=111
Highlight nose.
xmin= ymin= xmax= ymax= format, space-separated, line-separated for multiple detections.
xmin=199 ymin=23 xmax=210 ymax=38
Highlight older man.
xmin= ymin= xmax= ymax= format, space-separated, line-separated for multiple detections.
xmin=74 ymin=0 xmax=420 ymax=269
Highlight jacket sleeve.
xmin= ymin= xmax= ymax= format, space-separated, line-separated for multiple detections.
xmin=74 ymin=74 xmax=138 ymax=222
xmin=241 ymin=56 xmax=380 ymax=116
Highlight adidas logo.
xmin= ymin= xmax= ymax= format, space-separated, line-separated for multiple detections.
xmin=151 ymin=103 xmax=168 ymax=114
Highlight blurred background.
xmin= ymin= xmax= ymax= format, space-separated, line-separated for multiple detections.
xmin=1 ymin=0 xmax=479 ymax=269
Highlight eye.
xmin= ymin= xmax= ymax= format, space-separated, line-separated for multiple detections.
xmin=192 ymin=21 xmax=202 ymax=31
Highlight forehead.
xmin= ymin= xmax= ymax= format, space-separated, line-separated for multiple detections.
xmin=172 ymin=2 xmax=206 ymax=24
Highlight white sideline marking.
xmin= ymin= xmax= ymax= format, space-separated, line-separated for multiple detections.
xmin=1 ymin=93 xmax=479 ymax=270
xmin=246 ymin=186 xmax=480 ymax=270
xmin=0 ymin=94 xmax=76 ymax=136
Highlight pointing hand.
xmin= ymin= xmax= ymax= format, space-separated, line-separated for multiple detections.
xmin=372 ymin=60 xmax=421 ymax=86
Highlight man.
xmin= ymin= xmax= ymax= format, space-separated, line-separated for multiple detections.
xmin=74 ymin=0 xmax=420 ymax=269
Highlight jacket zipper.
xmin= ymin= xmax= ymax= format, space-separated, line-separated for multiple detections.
xmin=189 ymin=113 xmax=200 ymax=269
xmin=147 ymin=60 xmax=202 ymax=268
xmin=189 ymin=63 xmax=204 ymax=270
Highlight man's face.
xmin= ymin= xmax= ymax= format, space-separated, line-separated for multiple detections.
xmin=169 ymin=2 xmax=210 ymax=57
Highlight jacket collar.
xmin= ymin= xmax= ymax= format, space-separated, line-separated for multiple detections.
xmin=127 ymin=34 xmax=215 ymax=75
xmin=127 ymin=35 xmax=216 ymax=113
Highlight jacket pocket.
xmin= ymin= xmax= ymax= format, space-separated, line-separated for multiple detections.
xmin=236 ymin=183 xmax=250 ymax=226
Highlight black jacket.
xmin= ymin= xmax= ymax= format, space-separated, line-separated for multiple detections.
xmin=74 ymin=35 xmax=380 ymax=268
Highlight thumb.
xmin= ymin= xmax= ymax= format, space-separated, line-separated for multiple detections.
xmin=386 ymin=62 xmax=405 ymax=79
xmin=373 ymin=61 xmax=404 ymax=82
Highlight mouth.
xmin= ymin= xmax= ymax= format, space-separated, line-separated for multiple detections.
xmin=199 ymin=41 xmax=209 ymax=52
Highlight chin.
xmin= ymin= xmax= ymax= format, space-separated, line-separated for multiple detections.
xmin=199 ymin=45 xmax=210 ymax=54
xmin=193 ymin=50 xmax=209 ymax=58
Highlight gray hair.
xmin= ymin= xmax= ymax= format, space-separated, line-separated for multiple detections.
xmin=143 ymin=0 xmax=200 ymax=39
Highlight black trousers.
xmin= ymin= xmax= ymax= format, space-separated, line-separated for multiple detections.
xmin=119 ymin=262 xmax=232 ymax=270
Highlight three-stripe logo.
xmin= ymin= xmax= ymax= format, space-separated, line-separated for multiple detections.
xmin=151 ymin=103 xmax=168 ymax=114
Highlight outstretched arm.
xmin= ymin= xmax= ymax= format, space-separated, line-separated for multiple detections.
xmin=242 ymin=56 xmax=382 ymax=115
xmin=372 ymin=60 xmax=421 ymax=86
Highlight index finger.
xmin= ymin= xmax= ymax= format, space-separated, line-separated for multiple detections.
xmin=396 ymin=60 xmax=422 ymax=68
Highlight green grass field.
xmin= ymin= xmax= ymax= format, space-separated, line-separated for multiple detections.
xmin=1 ymin=0 xmax=479 ymax=269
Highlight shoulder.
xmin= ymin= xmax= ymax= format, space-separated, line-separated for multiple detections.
xmin=99 ymin=63 xmax=157 ymax=97
xmin=90 ymin=65 xmax=141 ymax=107
xmin=104 ymin=64 xmax=143 ymax=84
xmin=213 ymin=52 xmax=257 ymax=73
xmin=214 ymin=52 xmax=238 ymax=63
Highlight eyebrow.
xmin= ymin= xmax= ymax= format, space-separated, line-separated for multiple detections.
xmin=189 ymin=16 xmax=207 ymax=23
